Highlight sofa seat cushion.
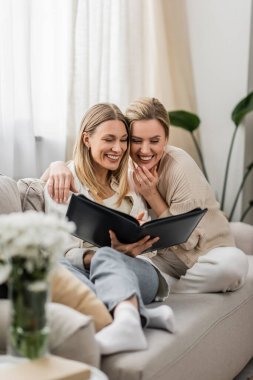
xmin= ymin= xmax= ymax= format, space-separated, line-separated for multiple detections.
xmin=102 ymin=256 xmax=253 ymax=380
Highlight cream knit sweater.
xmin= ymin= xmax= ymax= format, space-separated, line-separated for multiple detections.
xmin=155 ymin=146 xmax=235 ymax=268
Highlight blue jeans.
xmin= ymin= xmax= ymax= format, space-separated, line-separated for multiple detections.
xmin=61 ymin=247 xmax=159 ymax=325
xmin=59 ymin=257 xmax=96 ymax=293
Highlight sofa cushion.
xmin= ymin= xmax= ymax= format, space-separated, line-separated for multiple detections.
xmin=47 ymin=302 xmax=100 ymax=367
xmin=101 ymin=256 xmax=253 ymax=380
xmin=0 ymin=300 xmax=100 ymax=367
xmin=17 ymin=178 xmax=45 ymax=212
xmin=51 ymin=265 xmax=112 ymax=332
xmin=0 ymin=175 xmax=22 ymax=214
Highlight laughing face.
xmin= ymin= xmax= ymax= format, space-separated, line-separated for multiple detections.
xmin=130 ymin=119 xmax=168 ymax=170
xmin=83 ymin=120 xmax=128 ymax=175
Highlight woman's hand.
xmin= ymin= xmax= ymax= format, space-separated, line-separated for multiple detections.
xmin=136 ymin=211 xmax=146 ymax=226
xmin=83 ymin=250 xmax=95 ymax=270
xmin=42 ymin=161 xmax=77 ymax=203
xmin=109 ymin=230 xmax=159 ymax=257
xmin=133 ymin=165 xmax=168 ymax=217
xmin=133 ymin=165 xmax=159 ymax=200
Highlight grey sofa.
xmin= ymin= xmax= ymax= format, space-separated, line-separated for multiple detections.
xmin=1 ymin=175 xmax=253 ymax=380
xmin=102 ymin=256 xmax=253 ymax=380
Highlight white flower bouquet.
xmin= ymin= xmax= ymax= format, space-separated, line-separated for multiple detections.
xmin=0 ymin=211 xmax=75 ymax=359
xmin=0 ymin=211 xmax=75 ymax=283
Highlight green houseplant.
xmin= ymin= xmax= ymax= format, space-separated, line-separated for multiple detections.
xmin=168 ymin=91 xmax=253 ymax=222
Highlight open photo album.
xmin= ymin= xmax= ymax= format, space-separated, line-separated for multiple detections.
xmin=66 ymin=194 xmax=207 ymax=253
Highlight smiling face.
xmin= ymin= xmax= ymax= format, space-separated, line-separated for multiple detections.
xmin=83 ymin=120 xmax=128 ymax=176
xmin=130 ymin=119 xmax=168 ymax=170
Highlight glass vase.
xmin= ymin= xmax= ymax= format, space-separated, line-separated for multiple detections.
xmin=7 ymin=256 xmax=50 ymax=359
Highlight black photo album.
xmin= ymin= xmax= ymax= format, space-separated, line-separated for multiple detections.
xmin=66 ymin=194 xmax=207 ymax=253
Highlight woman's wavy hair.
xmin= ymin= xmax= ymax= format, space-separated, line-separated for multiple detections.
xmin=125 ymin=97 xmax=170 ymax=138
xmin=73 ymin=103 xmax=130 ymax=205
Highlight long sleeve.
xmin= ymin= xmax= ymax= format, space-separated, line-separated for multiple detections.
xmin=156 ymin=146 xmax=234 ymax=267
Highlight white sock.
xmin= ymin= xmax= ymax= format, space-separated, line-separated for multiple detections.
xmin=146 ymin=305 xmax=176 ymax=333
xmin=95 ymin=302 xmax=148 ymax=355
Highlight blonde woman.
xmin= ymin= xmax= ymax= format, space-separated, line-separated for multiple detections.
xmin=44 ymin=103 xmax=174 ymax=356
xmin=125 ymin=97 xmax=248 ymax=293
xmin=44 ymin=98 xmax=248 ymax=294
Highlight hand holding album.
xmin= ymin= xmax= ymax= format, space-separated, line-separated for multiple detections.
xmin=109 ymin=229 xmax=159 ymax=257
xmin=135 ymin=211 xmax=146 ymax=226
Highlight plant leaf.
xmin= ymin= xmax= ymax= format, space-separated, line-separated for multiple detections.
xmin=168 ymin=110 xmax=200 ymax=133
xmin=231 ymin=91 xmax=253 ymax=127
xmin=247 ymin=161 xmax=253 ymax=171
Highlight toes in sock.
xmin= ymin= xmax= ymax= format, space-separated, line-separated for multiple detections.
xmin=95 ymin=302 xmax=148 ymax=355
xmin=146 ymin=305 xmax=176 ymax=333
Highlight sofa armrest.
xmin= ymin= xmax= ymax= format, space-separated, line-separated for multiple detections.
xmin=229 ymin=222 xmax=253 ymax=255
xmin=0 ymin=175 xmax=22 ymax=214
xmin=0 ymin=300 xmax=100 ymax=368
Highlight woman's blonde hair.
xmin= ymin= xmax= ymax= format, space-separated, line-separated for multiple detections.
xmin=125 ymin=97 xmax=170 ymax=138
xmin=73 ymin=103 xmax=130 ymax=205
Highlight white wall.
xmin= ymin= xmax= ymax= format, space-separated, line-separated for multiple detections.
xmin=243 ymin=4 xmax=253 ymax=224
xmin=186 ymin=0 xmax=252 ymax=220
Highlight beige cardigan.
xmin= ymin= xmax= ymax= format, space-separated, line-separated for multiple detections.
xmin=154 ymin=146 xmax=235 ymax=268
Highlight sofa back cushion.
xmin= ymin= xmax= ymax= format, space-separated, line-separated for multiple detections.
xmin=0 ymin=175 xmax=22 ymax=214
xmin=17 ymin=178 xmax=45 ymax=212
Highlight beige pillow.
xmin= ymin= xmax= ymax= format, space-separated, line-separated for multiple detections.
xmin=51 ymin=266 xmax=112 ymax=332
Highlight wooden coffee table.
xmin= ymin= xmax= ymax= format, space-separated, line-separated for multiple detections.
xmin=0 ymin=355 xmax=108 ymax=380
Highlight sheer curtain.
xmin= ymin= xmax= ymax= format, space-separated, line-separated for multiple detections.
xmin=66 ymin=0 xmax=198 ymax=161
xmin=0 ymin=0 xmax=71 ymax=178
xmin=0 ymin=0 xmax=36 ymax=179
xmin=0 ymin=0 xmax=197 ymax=178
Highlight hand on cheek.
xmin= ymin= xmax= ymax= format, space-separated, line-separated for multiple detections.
xmin=133 ymin=165 xmax=159 ymax=199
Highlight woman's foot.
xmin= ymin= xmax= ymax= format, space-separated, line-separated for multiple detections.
xmin=146 ymin=305 xmax=176 ymax=332
xmin=95 ymin=302 xmax=148 ymax=355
